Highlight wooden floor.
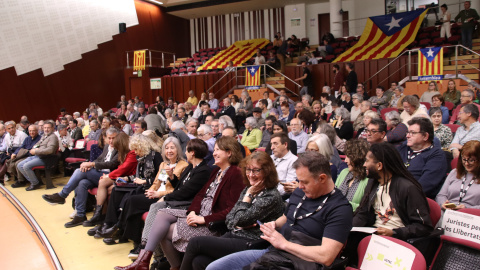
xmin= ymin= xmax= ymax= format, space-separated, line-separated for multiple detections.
xmin=2 ymin=176 xmax=132 ymax=270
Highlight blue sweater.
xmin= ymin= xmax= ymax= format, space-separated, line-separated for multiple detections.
xmin=397 ymin=141 xmax=447 ymax=199
xmin=13 ymin=135 xmax=41 ymax=155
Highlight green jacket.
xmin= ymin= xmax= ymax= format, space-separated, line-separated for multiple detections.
xmin=335 ymin=168 xmax=369 ymax=212
xmin=454 ymin=8 xmax=479 ymax=29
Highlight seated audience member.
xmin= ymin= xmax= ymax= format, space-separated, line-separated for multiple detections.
xmin=55 ymin=124 xmax=74 ymax=168
xmin=16 ymin=121 xmax=58 ymax=191
xmin=350 ymin=94 xmax=363 ymax=122
xmin=224 ymin=61 xmax=235 ymax=72
xmin=384 ymin=82 xmax=395 ymax=102
xmin=369 ymin=86 xmax=389 ymax=111
xmin=348 ymin=143 xmax=433 ymax=264
xmin=400 ymin=95 xmax=427 ymax=126
xmin=166 ymin=97 xmax=174 ymax=110
xmin=292 ymin=101 xmax=304 ymax=119
xmin=164 ymin=108 xmax=173 ymax=120
xmin=68 ymin=119 xmax=83 ymax=141
xmin=129 ymin=139 xmax=211 ymax=261
xmin=384 ymin=111 xmax=407 ymax=146
xmin=126 ymin=104 xmax=140 ymax=123
xmin=366 ymin=118 xmax=387 ymax=145
xmin=197 ymin=124 xmax=216 ymax=167
xmin=252 ymin=107 xmax=265 ymax=128
xmin=221 ymin=127 xmax=246 ymax=158
xmin=101 ymin=117 xmax=111 ymax=130
xmin=210 ymin=119 xmax=221 ymax=139
xmin=204 ymin=115 xmax=214 ymax=126
xmin=288 ymin=118 xmax=308 ymax=153
xmin=265 ymin=121 xmax=297 ymax=156
xmin=97 ymin=137 xmax=188 ymax=244
xmin=118 ymin=115 xmax=133 ymax=136
xmin=208 ymin=92 xmax=219 ymax=111
xmin=219 ymin=97 xmax=236 ymax=121
xmin=186 ymin=90 xmax=198 ymax=106
xmin=390 ymin=85 xmax=405 ymax=109
xmin=42 ymin=128 xmax=120 ymax=227
xmin=177 ymin=107 xmax=189 ymax=124
xmin=420 ymin=81 xmax=440 ymax=105
xmin=270 ymin=133 xmax=298 ymax=197
xmin=429 ymin=94 xmax=449 ymax=124
xmin=86 ymin=120 xmax=101 ymax=142
xmin=144 ymin=107 xmax=166 ymax=136
xmin=356 ymin=110 xmax=378 ymax=139
xmin=258 ymin=99 xmax=270 ymax=119
xmin=258 ymin=116 xmax=275 ymax=148
xmin=184 ymin=102 xmax=194 ymax=117
xmin=218 ymin=115 xmax=234 ymax=133
xmin=116 ymin=102 xmax=127 ymax=118
xmin=450 ymin=89 xmax=480 ymax=124
xmin=397 ymin=117 xmax=448 ymax=198
xmin=83 ymin=132 xmax=135 ymax=227
xmin=278 ymin=101 xmax=294 ymax=122
xmin=206 ymin=151 xmax=353 ymax=270
xmin=185 ymin=118 xmax=198 ymax=139
xmin=320 ymin=93 xmax=333 ymax=115
xmin=340 ymin=92 xmax=353 ymax=111
xmin=356 ymin=83 xmax=370 ymax=100
xmin=0 ymin=121 xmax=28 ymax=180
xmin=353 ymin=100 xmax=373 ymax=131
xmin=443 ymin=79 xmax=461 ymax=105
xmin=297 ymin=109 xmax=316 ymax=134
xmin=117 ymin=95 xmax=127 ymax=108
xmin=333 ymin=107 xmax=354 ymax=140
xmin=114 ymin=137 xmax=245 ymax=270
xmin=180 ymin=151 xmax=284 ymax=270
xmin=134 ymin=120 xmax=147 ymax=135
xmin=306 ymin=134 xmax=338 ymax=180
xmin=316 ymin=122 xmax=346 ymax=170
xmin=436 ymin=140 xmax=480 ymax=211
xmin=322 ymin=86 xmax=336 ymax=102
xmin=450 ymin=104 xmax=480 ymax=158
xmin=197 ymin=103 xmax=213 ymax=125
xmin=7 ymin=125 xmax=41 ymax=187
xmin=169 ymin=121 xmax=191 ymax=156
xmin=90 ymin=129 xmax=107 ymax=162
xmin=335 ymin=139 xmax=371 ymax=212
xmin=430 ymin=107 xmax=453 ymax=149
xmin=241 ymin=117 xmax=262 ymax=151
xmin=231 ymin=95 xmax=241 ymax=113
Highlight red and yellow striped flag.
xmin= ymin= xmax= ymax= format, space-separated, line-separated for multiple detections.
xmin=418 ymin=47 xmax=443 ymax=84
xmin=197 ymin=38 xmax=270 ymax=71
xmin=334 ymin=9 xmax=428 ymax=63
xmin=245 ymin=65 xmax=261 ymax=90
xmin=133 ymin=50 xmax=146 ymax=71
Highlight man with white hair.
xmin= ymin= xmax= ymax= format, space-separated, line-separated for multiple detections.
xmin=168 ymin=120 xmax=190 ymax=156
xmin=322 ymin=86 xmax=336 ymax=102
xmin=197 ymin=124 xmax=216 ymax=167
xmin=288 ymin=118 xmax=308 ymax=153
xmin=186 ymin=90 xmax=198 ymax=106
xmin=218 ymin=115 xmax=234 ymax=133
xmin=73 ymin=112 xmax=81 ymax=119
xmin=185 ymin=118 xmax=198 ymax=139
xmin=126 ymin=104 xmax=140 ymax=123
xmin=0 ymin=121 xmax=28 ymax=181
xmin=9 ymin=125 xmax=41 ymax=188
xmin=219 ymin=97 xmax=236 ymax=120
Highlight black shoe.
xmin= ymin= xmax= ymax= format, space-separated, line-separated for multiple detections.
xmin=42 ymin=193 xmax=66 ymax=205
xmin=128 ymin=242 xmax=145 ymax=260
xmin=26 ymin=183 xmax=41 ymax=191
xmin=11 ymin=181 xmax=27 ymax=188
xmin=87 ymin=224 xmax=103 ymax=236
xmin=96 ymin=224 xmax=118 ymax=238
xmin=65 ymin=215 xmax=87 ymax=228
xmin=83 ymin=205 xmax=105 ymax=227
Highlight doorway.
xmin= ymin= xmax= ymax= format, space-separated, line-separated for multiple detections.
xmin=318 ymin=12 xmax=349 ymax=44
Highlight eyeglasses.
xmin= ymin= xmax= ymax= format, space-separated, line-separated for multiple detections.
xmin=462 ymin=157 xmax=477 ymax=164
xmin=197 ymin=133 xmax=205 ymax=137
xmin=406 ymin=131 xmax=425 ymax=136
xmin=461 ymin=95 xmax=471 ymax=98
xmin=305 ymin=148 xmax=319 ymax=152
xmin=245 ymin=168 xmax=262 ymax=175
xmin=365 ymin=129 xmax=381 ymax=134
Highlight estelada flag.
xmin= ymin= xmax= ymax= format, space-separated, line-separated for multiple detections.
xmin=197 ymin=38 xmax=269 ymax=71
xmin=245 ymin=65 xmax=261 ymax=90
xmin=133 ymin=50 xmax=146 ymax=71
xmin=418 ymin=47 xmax=443 ymax=84
xmin=334 ymin=9 xmax=428 ymax=62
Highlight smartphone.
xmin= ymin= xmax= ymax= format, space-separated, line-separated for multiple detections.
xmin=116 ymin=178 xmax=127 ymax=184
xmin=444 ymin=203 xmax=457 ymax=209
xmin=256 ymin=220 xmax=263 ymax=226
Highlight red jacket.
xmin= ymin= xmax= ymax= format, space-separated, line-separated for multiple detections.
xmin=108 ymin=150 xmax=137 ymax=179
xmin=188 ymin=165 xmax=245 ymax=225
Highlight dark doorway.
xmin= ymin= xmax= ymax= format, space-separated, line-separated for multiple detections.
xmin=318 ymin=12 xmax=349 ymax=44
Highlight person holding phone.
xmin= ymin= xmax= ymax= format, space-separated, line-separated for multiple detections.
xmin=436 ymin=140 xmax=480 ymax=211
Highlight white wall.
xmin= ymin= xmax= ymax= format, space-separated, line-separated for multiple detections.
xmin=284 ymin=3 xmax=306 ymax=40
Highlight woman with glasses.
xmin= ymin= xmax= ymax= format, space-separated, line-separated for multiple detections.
xmin=115 ymin=136 xmax=245 ymax=270
xmin=179 ymin=151 xmax=284 ymax=270
xmin=420 ymin=81 xmax=440 ymax=105
xmin=356 ymin=110 xmax=379 ymax=139
xmin=390 ymin=86 xmax=405 ymax=109
xmin=436 ymin=140 xmax=480 ymax=212
xmin=305 ymin=133 xmax=338 ymax=181
xmin=429 ymin=94 xmax=449 ymax=124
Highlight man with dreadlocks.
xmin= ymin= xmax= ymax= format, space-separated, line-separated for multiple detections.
xmin=344 ymin=142 xmax=433 ymax=266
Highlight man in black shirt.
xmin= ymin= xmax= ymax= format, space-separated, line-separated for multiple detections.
xmin=295 ymin=61 xmax=314 ymax=97
xmin=345 ymin=62 xmax=358 ymax=94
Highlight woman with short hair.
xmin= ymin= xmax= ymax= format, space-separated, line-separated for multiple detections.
xmin=356 ymin=110 xmax=379 ymax=139
xmin=429 ymin=94 xmax=449 ymax=124
xmin=384 ymin=110 xmax=407 ymax=146
xmin=240 ymin=117 xmax=262 ymax=151
xmin=429 ymin=107 xmax=453 ymax=149
xmin=306 ymin=133 xmax=338 ymax=180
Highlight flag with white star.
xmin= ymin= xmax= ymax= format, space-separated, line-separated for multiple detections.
xmin=245 ymin=65 xmax=261 ymax=90
xmin=334 ymin=8 xmax=428 ymax=63
xmin=418 ymin=47 xmax=443 ymax=84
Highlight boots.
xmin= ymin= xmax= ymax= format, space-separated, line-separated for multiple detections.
xmin=83 ymin=205 xmax=105 ymax=227
xmin=114 ymin=249 xmax=153 ymax=270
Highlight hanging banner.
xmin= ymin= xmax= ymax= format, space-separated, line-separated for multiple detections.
xmin=418 ymin=47 xmax=444 ymax=84
xmin=133 ymin=50 xmax=146 ymax=71
xmin=245 ymin=65 xmax=261 ymax=90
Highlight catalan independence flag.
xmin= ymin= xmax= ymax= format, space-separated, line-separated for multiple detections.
xmin=418 ymin=47 xmax=443 ymax=84
xmin=245 ymin=65 xmax=261 ymax=90
xmin=197 ymin=38 xmax=270 ymax=71
xmin=334 ymin=9 xmax=428 ymax=63
xmin=133 ymin=50 xmax=146 ymax=71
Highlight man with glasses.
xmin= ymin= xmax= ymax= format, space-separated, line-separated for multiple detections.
xmin=366 ymin=118 xmax=387 ymax=145
xmin=356 ymin=84 xmax=370 ymax=100
xmin=397 ymin=117 xmax=447 ymax=198
xmin=270 ymin=133 xmax=298 ymax=198
xmin=449 ymin=89 xmax=480 ymax=124
xmin=449 ymin=104 xmax=480 ymax=158
xmin=288 ymin=118 xmax=309 ymax=154
xmin=197 ymin=124 xmax=215 ymax=167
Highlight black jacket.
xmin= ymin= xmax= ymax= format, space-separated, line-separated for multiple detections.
xmin=353 ymin=175 xmax=433 ymax=240
xmin=164 ymin=160 xmax=212 ymax=202
xmin=220 ymin=106 xmax=236 ymax=121
xmin=346 ymin=70 xmax=358 ymax=94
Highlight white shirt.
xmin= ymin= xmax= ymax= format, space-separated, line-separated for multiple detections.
xmin=351 ymin=106 xmax=362 ymax=122
xmin=271 ymin=151 xmax=298 ymax=195
xmin=55 ymin=131 xmax=74 ymax=152
xmin=0 ymin=130 xmax=28 ymax=152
